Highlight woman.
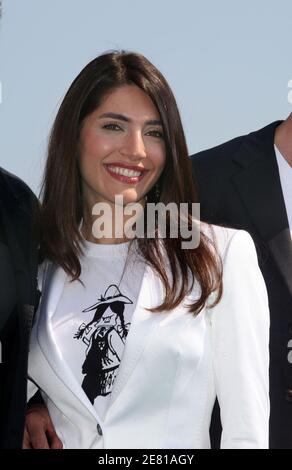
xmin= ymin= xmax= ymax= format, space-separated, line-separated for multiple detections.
xmin=26 ymin=51 xmax=269 ymax=449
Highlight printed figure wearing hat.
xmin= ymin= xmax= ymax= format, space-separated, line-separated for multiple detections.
xmin=74 ymin=284 xmax=133 ymax=403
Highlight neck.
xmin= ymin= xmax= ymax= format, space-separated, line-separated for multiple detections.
xmin=274 ymin=114 xmax=292 ymax=167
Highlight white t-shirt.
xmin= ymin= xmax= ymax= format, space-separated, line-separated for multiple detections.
xmin=274 ymin=145 xmax=292 ymax=239
xmin=52 ymin=239 xmax=145 ymax=420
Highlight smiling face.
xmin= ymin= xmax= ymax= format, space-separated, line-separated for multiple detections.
xmin=78 ymin=84 xmax=166 ymax=212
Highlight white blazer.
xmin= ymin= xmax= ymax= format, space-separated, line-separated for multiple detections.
xmin=27 ymin=226 xmax=270 ymax=449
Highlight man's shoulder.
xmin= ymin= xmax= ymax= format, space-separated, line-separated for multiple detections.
xmin=0 ymin=167 xmax=37 ymax=204
xmin=192 ymin=135 xmax=243 ymax=166
xmin=191 ymin=120 xmax=282 ymax=170
xmin=190 ymin=135 xmax=243 ymax=184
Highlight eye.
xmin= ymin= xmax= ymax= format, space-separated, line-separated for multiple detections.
xmin=102 ymin=122 xmax=122 ymax=131
xmin=146 ymin=129 xmax=164 ymax=139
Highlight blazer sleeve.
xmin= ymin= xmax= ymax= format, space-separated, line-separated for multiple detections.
xmin=209 ymin=229 xmax=270 ymax=449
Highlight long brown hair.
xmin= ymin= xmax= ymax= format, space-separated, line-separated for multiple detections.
xmin=41 ymin=51 xmax=222 ymax=314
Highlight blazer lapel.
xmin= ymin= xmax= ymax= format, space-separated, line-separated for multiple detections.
xmin=231 ymin=121 xmax=292 ymax=297
xmin=37 ymin=263 xmax=99 ymax=422
xmin=108 ymin=264 xmax=164 ymax=408
xmin=36 ymin=262 xmax=163 ymax=422
xmin=268 ymin=229 xmax=292 ymax=298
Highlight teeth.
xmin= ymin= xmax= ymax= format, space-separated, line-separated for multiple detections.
xmin=107 ymin=165 xmax=142 ymax=177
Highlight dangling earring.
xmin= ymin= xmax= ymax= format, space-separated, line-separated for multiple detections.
xmin=155 ymin=182 xmax=160 ymax=201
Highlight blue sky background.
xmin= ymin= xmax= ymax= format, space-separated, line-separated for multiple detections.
xmin=1 ymin=0 xmax=292 ymax=194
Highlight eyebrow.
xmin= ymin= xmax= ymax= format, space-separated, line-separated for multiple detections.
xmin=98 ymin=112 xmax=162 ymax=126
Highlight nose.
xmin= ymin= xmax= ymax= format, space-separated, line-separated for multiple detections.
xmin=119 ymin=131 xmax=147 ymax=161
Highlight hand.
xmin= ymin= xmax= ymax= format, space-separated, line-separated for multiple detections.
xmin=74 ymin=327 xmax=85 ymax=339
xmin=23 ymin=403 xmax=63 ymax=449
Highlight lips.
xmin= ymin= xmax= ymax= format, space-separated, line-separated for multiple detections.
xmin=104 ymin=163 xmax=147 ymax=184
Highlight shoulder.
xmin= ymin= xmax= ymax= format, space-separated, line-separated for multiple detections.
xmin=191 ymin=120 xmax=282 ymax=171
xmin=191 ymin=135 xmax=245 ymax=169
xmin=0 ymin=167 xmax=37 ymax=206
xmin=204 ymin=224 xmax=268 ymax=328
xmin=201 ymin=222 xmax=256 ymax=264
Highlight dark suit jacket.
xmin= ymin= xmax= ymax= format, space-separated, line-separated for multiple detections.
xmin=191 ymin=121 xmax=292 ymax=449
xmin=0 ymin=168 xmax=39 ymax=448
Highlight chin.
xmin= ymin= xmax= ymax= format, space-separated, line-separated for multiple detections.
xmin=115 ymin=192 xmax=145 ymax=206
xmin=122 ymin=198 xmax=143 ymax=207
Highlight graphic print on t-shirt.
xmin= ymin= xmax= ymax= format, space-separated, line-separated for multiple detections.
xmin=74 ymin=284 xmax=133 ymax=404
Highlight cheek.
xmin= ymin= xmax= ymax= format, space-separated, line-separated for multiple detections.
xmin=80 ymin=129 xmax=116 ymax=163
xmin=82 ymin=141 xmax=102 ymax=162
